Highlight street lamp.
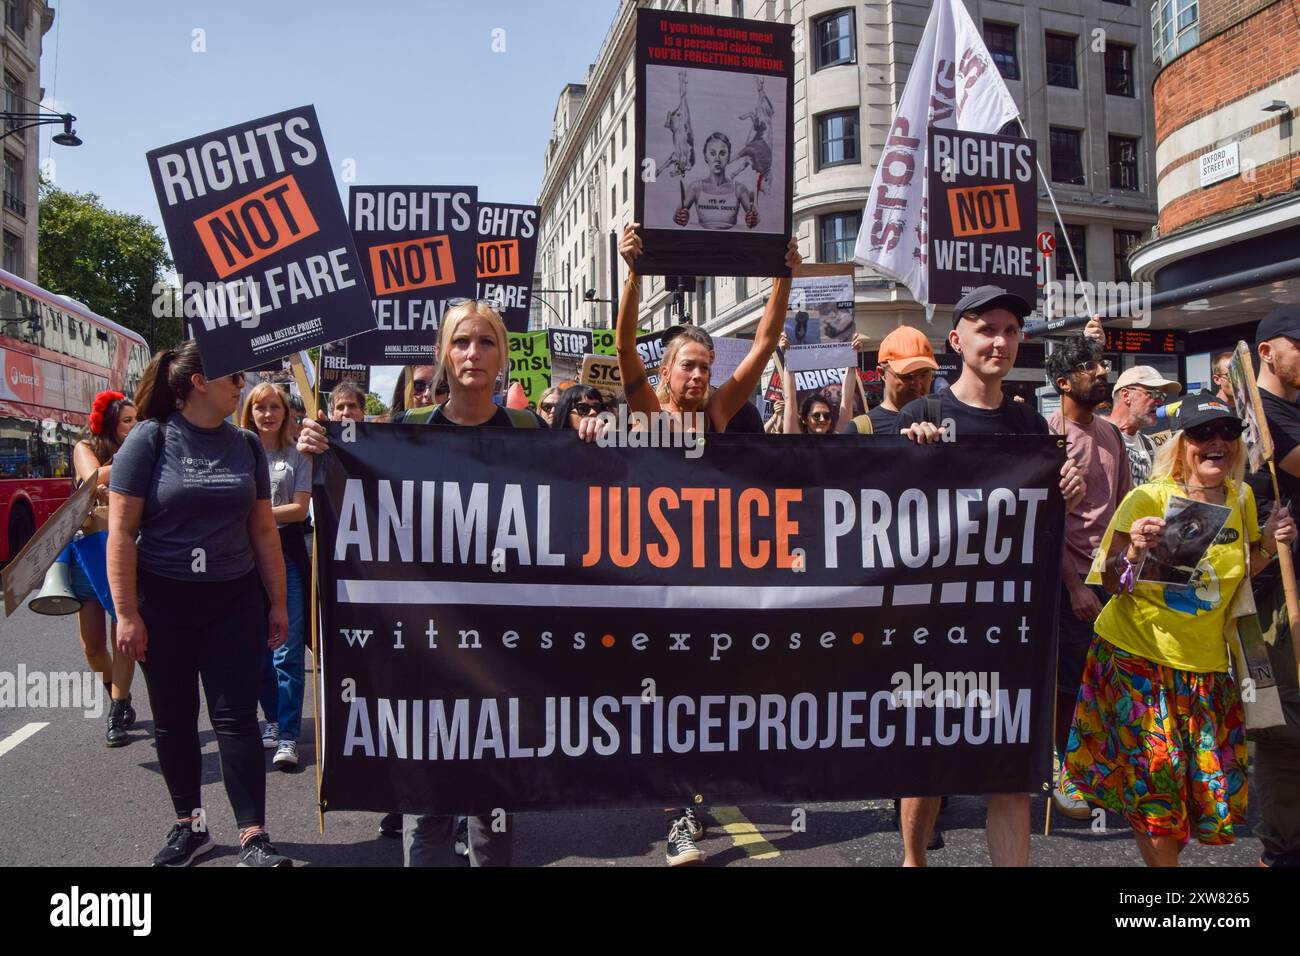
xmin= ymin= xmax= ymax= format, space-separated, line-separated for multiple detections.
xmin=0 ymin=109 xmax=82 ymax=146
xmin=583 ymin=288 xmax=614 ymax=330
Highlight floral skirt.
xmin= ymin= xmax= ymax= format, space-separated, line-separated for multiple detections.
xmin=1064 ymin=636 xmax=1248 ymax=845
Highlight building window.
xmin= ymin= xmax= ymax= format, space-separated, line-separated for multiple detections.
xmin=622 ymin=168 xmax=628 ymax=204
xmin=984 ymin=22 xmax=1019 ymax=81
xmin=816 ymin=110 xmax=859 ymax=168
xmin=611 ymin=186 xmax=617 ymax=220
xmin=1060 ymin=225 xmax=1087 ymax=281
xmin=1049 ymin=127 xmax=1085 ymax=185
xmin=1045 ymin=33 xmax=1077 ymax=88
xmin=621 ymin=114 xmax=627 ymax=148
xmin=1109 ymin=136 xmax=1139 ymax=190
xmin=3 ymin=151 xmax=22 ymax=217
xmin=1152 ymin=0 xmax=1199 ymax=67
xmin=2 ymin=72 xmax=22 ymax=140
xmin=1113 ymin=229 xmax=1143 ymax=282
xmin=732 ymin=0 xmax=744 ymax=17
xmin=813 ymin=9 xmax=855 ymax=70
xmin=5 ymin=1 xmax=24 ymax=39
xmin=3 ymin=230 xmax=21 ymax=275
xmin=819 ymin=211 xmax=861 ymax=264
xmin=1105 ymin=42 xmax=1135 ymax=96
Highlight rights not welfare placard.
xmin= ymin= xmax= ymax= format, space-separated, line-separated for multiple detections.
xmin=927 ymin=129 xmax=1037 ymax=306
xmin=345 ymin=185 xmax=479 ymax=365
xmin=476 ymin=202 xmax=540 ymax=334
xmin=146 ymin=105 xmax=375 ymax=379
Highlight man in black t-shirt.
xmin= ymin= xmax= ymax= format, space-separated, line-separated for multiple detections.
xmin=1250 ymin=305 xmax=1300 ymax=867
xmin=846 ymin=326 xmax=939 ymax=435
xmin=894 ymin=286 xmax=1085 ymax=868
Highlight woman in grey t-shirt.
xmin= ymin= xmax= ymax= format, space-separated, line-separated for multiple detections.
xmin=239 ymin=383 xmax=312 ymax=772
xmin=107 ymin=340 xmax=292 ymax=869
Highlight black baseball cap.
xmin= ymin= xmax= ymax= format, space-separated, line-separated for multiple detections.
xmin=953 ymin=286 xmax=1033 ymax=327
xmin=1175 ymin=391 xmax=1240 ymax=431
xmin=1254 ymin=305 xmax=1300 ymax=345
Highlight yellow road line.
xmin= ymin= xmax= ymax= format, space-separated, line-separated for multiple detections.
xmin=710 ymin=805 xmax=780 ymax=860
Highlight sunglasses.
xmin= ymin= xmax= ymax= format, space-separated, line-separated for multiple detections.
xmin=1186 ymin=420 xmax=1244 ymax=443
xmin=1071 ymin=359 xmax=1112 ymax=375
xmin=412 ymin=380 xmax=433 ymax=394
xmin=808 ymin=412 xmax=833 ymax=422
xmin=226 ymin=372 xmax=245 ymax=386
xmin=540 ymin=402 xmax=556 ymax=413
xmin=575 ymin=402 xmax=603 ymax=416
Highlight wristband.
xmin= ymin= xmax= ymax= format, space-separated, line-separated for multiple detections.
xmin=1114 ymin=553 xmax=1136 ymax=593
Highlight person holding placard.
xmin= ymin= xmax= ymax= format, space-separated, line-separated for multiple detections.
xmin=777 ymin=332 xmax=857 ymax=435
xmin=1066 ymin=394 xmax=1296 ymax=865
xmin=610 ymin=222 xmax=800 ymax=865
xmin=108 ymin=341 xmax=291 ymax=867
xmin=299 ymin=300 xmax=533 ymax=866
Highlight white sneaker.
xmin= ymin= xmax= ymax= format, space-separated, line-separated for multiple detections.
xmin=273 ymin=739 xmax=298 ymax=770
xmin=261 ymin=722 xmax=279 ymax=751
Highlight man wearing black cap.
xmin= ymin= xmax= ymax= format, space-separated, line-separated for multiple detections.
xmin=1251 ymin=306 xmax=1300 ymax=868
xmin=894 ymin=285 xmax=1086 ymax=867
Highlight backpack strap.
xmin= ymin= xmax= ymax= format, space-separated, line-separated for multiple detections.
xmin=505 ymin=408 xmax=540 ymax=429
xmin=401 ymin=405 xmax=439 ymax=425
xmin=850 ymin=414 xmax=873 ymax=435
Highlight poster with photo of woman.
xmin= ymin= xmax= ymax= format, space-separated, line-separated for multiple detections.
xmin=634 ymin=9 xmax=793 ymax=278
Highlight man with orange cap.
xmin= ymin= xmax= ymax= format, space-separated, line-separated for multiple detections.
xmin=845 ymin=326 xmax=939 ymax=435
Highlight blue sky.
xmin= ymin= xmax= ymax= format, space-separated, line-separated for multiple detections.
xmin=38 ymin=0 xmax=617 ymax=234
xmin=37 ymin=1 xmax=619 ymax=397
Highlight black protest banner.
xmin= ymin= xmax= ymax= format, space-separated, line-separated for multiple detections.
xmin=318 ymin=341 xmax=370 ymax=396
xmin=927 ymin=129 xmax=1037 ymax=306
xmin=476 ymin=203 xmax=540 ymax=334
xmin=634 ymin=8 xmax=794 ymax=278
xmin=547 ymin=327 xmax=594 ymax=386
xmin=314 ymin=428 xmax=1064 ymax=815
xmin=146 ymin=105 xmax=374 ymax=379
xmin=345 ymin=186 xmax=478 ymax=365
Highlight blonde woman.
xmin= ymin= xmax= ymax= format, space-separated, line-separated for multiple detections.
xmin=239 ymin=383 xmax=312 ymax=771
xmin=1067 ymin=393 xmax=1296 ymax=865
xmin=297 ymin=300 xmax=535 ymax=866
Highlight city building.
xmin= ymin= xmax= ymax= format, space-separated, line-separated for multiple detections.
xmin=0 ymin=0 xmax=53 ymax=283
xmin=536 ymin=0 xmax=1159 ymax=398
xmin=1128 ymin=0 xmax=1300 ymax=391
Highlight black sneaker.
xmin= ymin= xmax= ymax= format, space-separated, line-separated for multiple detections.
xmin=152 ymin=823 xmax=213 ymax=867
xmin=666 ymin=816 xmax=704 ymax=867
xmin=106 ymin=699 xmax=128 ymax=748
xmin=120 ymin=694 xmax=137 ymax=729
xmin=378 ymin=812 xmax=403 ymax=838
xmin=238 ymin=833 xmax=292 ymax=867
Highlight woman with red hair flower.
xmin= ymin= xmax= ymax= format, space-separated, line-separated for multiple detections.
xmin=72 ymin=389 xmax=139 ymax=746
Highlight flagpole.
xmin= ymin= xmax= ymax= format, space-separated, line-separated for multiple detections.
xmin=1017 ymin=117 xmax=1096 ymax=320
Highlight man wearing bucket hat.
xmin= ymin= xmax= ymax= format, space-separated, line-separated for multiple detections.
xmin=1105 ymin=365 xmax=1181 ymax=487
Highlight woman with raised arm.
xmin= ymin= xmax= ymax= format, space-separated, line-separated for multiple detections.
xmin=607 ymin=222 xmax=800 ymax=868
xmin=611 ymin=222 xmax=800 ymax=441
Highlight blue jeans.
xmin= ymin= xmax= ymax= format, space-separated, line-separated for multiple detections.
xmin=259 ymin=560 xmax=305 ymax=741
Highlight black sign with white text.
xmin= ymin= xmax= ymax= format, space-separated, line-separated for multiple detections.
xmin=476 ymin=202 xmax=540 ymax=334
xmin=314 ymin=428 xmax=1064 ymax=815
xmin=927 ymin=129 xmax=1037 ymax=306
xmin=345 ymin=185 xmax=478 ymax=365
xmin=146 ymin=105 xmax=375 ymax=379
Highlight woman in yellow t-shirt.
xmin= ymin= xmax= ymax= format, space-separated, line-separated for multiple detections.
xmin=1066 ymin=393 xmax=1296 ymax=865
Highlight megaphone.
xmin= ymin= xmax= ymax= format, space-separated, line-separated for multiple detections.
xmin=30 ymin=557 xmax=83 ymax=616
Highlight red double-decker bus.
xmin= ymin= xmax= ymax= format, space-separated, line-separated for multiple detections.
xmin=0 ymin=267 xmax=150 ymax=561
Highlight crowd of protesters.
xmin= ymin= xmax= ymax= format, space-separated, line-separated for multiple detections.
xmin=48 ymin=221 xmax=1299 ymax=871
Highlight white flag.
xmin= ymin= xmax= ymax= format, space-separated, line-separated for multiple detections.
xmin=853 ymin=0 xmax=1020 ymax=312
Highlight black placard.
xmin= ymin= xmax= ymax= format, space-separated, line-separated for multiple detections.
xmin=146 ymin=105 xmax=375 ymax=379
xmin=633 ymin=8 xmax=794 ymax=278
xmin=345 ymin=186 xmax=479 ymax=365
xmin=314 ymin=427 xmax=1064 ymax=814
xmin=318 ymin=341 xmax=370 ymax=395
xmin=927 ymin=129 xmax=1037 ymax=307
xmin=475 ymin=202 xmax=540 ymax=334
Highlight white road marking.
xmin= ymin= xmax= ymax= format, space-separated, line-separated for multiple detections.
xmin=0 ymin=721 xmax=48 ymax=756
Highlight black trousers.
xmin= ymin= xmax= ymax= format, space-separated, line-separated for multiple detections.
xmin=138 ymin=568 xmax=268 ymax=828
